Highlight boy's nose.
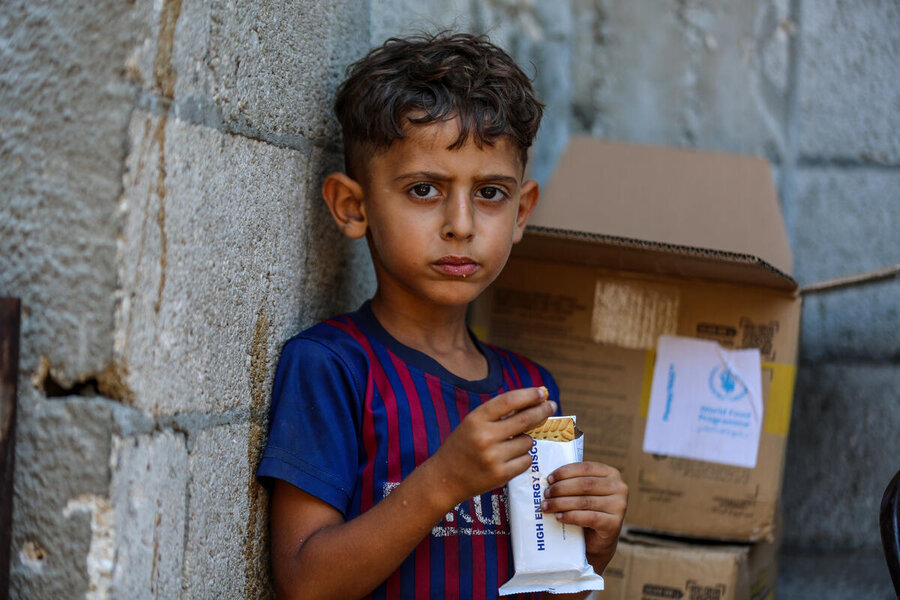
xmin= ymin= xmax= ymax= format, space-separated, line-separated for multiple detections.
xmin=440 ymin=193 xmax=475 ymax=241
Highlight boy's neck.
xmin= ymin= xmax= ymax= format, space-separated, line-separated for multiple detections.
xmin=370 ymin=294 xmax=488 ymax=381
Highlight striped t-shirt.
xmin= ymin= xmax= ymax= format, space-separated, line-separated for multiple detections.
xmin=257 ymin=301 xmax=559 ymax=600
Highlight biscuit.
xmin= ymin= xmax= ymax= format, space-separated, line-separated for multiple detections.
xmin=526 ymin=416 xmax=575 ymax=442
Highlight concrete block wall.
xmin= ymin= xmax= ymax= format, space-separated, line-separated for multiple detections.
xmin=2 ymin=0 xmax=897 ymax=598
xmin=2 ymin=1 xmax=375 ymax=597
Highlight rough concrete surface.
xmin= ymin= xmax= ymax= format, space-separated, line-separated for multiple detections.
xmin=586 ymin=0 xmax=792 ymax=160
xmin=183 ymin=423 xmax=253 ymax=599
xmin=369 ymin=0 xmax=474 ymax=46
xmin=0 ymin=1 xmax=144 ymax=387
xmin=799 ymin=0 xmax=900 ymax=163
xmin=792 ymin=167 xmax=900 ymax=285
xmin=777 ymin=547 xmax=895 ymax=600
xmin=116 ymin=111 xmax=361 ymax=416
xmin=116 ymin=110 xmax=307 ymax=415
xmin=9 ymin=389 xmax=125 ymax=597
xmin=108 ymin=431 xmax=188 ymax=599
xmin=782 ymin=364 xmax=900 ymax=550
xmin=127 ymin=0 xmax=371 ymax=144
xmin=800 ymin=278 xmax=900 ymax=363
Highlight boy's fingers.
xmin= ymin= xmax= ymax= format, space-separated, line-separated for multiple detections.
xmin=548 ymin=461 xmax=620 ymax=483
xmin=495 ymin=399 xmax=556 ymax=439
xmin=504 ymin=452 xmax=536 ymax=480
xmin=479 ymin=386 xmax=549 ymax=421
xmin=541 ymin=493 xmax=627 ymax=517
xmin=495 ymin=434 xmax=536 ymax=463
xmin=552 ymin=510 xmax=624 ymax=535
xmin=545 ymin=480 xmax=627 ymax=504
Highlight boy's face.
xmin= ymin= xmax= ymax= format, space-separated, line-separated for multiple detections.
xmin=357 ymin=119 xmax=538 ymax=310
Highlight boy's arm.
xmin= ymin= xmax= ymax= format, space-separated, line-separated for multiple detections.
xmin=269 ymin=386 xmax=556 ymax=600
xmin=270 ymin=462 xmax=454 ymax=600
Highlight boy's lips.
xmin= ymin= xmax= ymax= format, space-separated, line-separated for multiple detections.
xmin=433 ymin=255 xmax=479 ymax=277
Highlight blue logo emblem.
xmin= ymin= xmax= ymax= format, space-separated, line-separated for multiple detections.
xmin=708 ymin=365 xmax=748 ymax=401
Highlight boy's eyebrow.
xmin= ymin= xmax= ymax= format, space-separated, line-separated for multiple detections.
xmin=395 ymin=171 xmax=520 ymax=186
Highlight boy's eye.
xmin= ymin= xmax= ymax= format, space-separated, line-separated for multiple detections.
xmin=478 ymin=186 xmax=507 ymax=201
xmin=409 ymin=183 xmax=438 ymax=198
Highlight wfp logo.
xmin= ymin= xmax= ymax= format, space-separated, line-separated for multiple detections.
xmin=708 ymin=365 xmax=748 ymax=401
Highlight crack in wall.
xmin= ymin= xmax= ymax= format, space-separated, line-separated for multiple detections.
xmin=33 ymin=356 xmax=133 ymax=402
xmin=150 ymin=0 xmax=180 ymax=316
xmin=153 ymin=0 xmax=183 ymax=100
xmin=152 ymin=117 xmax=168 ymax=317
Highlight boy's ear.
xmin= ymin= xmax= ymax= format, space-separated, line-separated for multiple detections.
xmin=512 ymin=179 xmax=540 ymax=243
xmin=322 ymin=172 xmax=367 ymax=239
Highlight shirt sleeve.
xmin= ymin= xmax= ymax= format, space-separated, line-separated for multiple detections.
xmin=256 ymin=336 xmax=364 ymax=517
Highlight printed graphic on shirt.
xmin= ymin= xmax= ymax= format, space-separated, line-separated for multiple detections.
xmin=383 ymin=482 xmax=510 ymax=537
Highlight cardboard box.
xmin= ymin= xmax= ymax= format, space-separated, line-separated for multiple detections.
xmin=595 ymin=528 xmax=780 ymax=600
xmin=471 ymin=138 xmax=801 ymax=541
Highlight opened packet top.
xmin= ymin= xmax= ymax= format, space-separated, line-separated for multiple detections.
xmin=498 ymin=416 xmax=604 ymax=596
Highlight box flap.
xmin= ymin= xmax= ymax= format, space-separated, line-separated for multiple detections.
xmin=513 ymin=229 xmax=797 ymax=291
xmin=531 ymin=137 xmax=794 ymax=278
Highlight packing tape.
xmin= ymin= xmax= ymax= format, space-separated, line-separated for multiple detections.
xmin=592 ymin=280 xmax=680 ymax=350
xmin=762 ymin=362 xmax=795 ymax=436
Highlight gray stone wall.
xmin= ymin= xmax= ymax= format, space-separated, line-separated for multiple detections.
xmin=3 ymin=1 xmax=375 ymax=597
xmin=2 ymin=1 xmax=897 ymax=598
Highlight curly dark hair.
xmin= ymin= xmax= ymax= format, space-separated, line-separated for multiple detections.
xmin=334 ymin=31 xmax=544 ymax=178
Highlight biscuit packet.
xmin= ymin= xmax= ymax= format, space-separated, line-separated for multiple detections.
xmin=498 ymin=416 xmax=604 ymax=596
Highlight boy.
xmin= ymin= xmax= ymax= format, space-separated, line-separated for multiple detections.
xmin=257 ymin=32 xmax=627 ymax=599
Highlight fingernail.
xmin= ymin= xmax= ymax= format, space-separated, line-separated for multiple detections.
xmin=547 ymin=474 xmax=555 ymax=484
xmin=556 ymin=513 xmax=563 ymax=521
xmin=540 ymin=501 xmax=548 ymax=511
xmin=538 ymin=386 xmax=548 ymax=400
xmin=549 ymin=400 xmax=557 ymax=413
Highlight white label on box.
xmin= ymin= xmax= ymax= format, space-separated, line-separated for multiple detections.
xmin=643 ymin=335 xmax=763 ymax=468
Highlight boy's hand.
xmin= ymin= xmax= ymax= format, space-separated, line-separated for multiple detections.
xmin=542 ymin=461 xmax=628 ymax=574
xmin=429 ymin=386 xmax=556 ymax=507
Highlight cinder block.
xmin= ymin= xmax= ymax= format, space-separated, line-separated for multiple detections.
xmin=781 ymin=364 xmax=900 ymax=550
xmin=792 ymin=167 xmax=900 ymax=284
xmin=798 ymin=0 xmax=900 ymax=163
xmin=369 ymin=0 xmax=474 ymax=46
xmin=587 ymin=0 xmax=791 ymax=158
xmin=183 ymin=423 xmax=257 ymax=598
xmin=800 ymin=278 xmax=900 ymax=363
xmin=128 ymin=0 xmax=369 ymax=142
xmin=0 ymin=0 xmax=146 ymax=386
xmin=116 ymin=112 xmax=373 ymax=415
xmin=109 ymin=431 xmax=188 ymax=599
xmin=9 ymin=390 xmax=122 ymax=598
xmin=778 ymin=548 xmax=895 ymax=599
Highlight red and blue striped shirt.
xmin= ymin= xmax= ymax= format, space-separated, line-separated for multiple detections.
xmin=257 ymin=302 xmax=559 ymax=599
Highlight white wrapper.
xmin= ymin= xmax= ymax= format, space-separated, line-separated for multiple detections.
xmin=499 ymin=417 xmax=604 ymax=595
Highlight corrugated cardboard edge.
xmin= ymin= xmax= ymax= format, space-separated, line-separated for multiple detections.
xmin=521 ymin=226 xmax=798 ymax=292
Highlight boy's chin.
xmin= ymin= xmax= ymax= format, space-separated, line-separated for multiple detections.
xmin=416 ymin=281 xmax=490 ymax=308
xmin=428 ymin=287 xmax=485 ymax=307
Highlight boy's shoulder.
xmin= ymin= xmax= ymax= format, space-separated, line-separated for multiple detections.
xmin=280 ymin=305 xmax=372 ymax=364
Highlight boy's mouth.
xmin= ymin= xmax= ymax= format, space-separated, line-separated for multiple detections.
xmin=433 ymin=255 xmax=479 ymax=278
